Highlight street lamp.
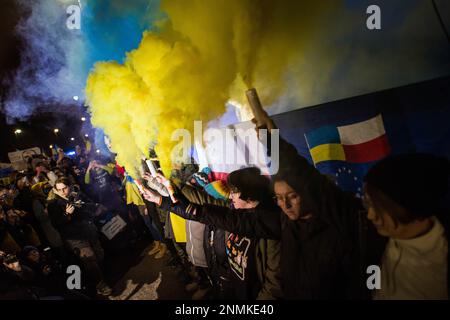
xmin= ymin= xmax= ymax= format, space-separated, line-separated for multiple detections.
xmin=81 ymin=117 xmax=86 ymax=122
xmin=85 ymin=134 xmax=89 ymax=138
xmin=70 ymin=137 xmax=75 ymax=141
xmin=14 ymin=129 xmax=22 ymax=135
xmin=73 ymin=95 xmax=79 ymax=101
xmin=54 ymin=128 xmax=59 ymax=134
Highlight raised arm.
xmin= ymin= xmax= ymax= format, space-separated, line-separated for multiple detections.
xmin=158 ymin=195 xmax=281 ymax=240
xmin=179 ymin=183 xmax=229 ymax=207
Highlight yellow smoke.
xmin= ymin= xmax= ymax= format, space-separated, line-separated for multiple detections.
xmin=86 ymin=0 xmax=339 ymax=176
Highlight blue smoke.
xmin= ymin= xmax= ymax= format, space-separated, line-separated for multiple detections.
xmin=80 ymin=0 xmax=164 ymax=85
xmin=4 ymin=0 xmax=163 ymax=123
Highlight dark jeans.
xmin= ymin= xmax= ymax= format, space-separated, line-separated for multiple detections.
xmin=196 ymin=267 xmax=212 ymax=289
xmin=65 ymin=236 xmax=104 ymax=286
xmin=137 ymin=205 xmax=162 ymax=241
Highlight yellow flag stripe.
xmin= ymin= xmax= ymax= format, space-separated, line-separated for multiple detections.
xmin=310 ymin=143 xmax=346 ymax=164
xmin=170 ymin=212 xmax=187 ymax=243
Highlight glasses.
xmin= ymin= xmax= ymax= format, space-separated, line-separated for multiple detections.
xmin=273 ymin=193 xmax=300 ymax=205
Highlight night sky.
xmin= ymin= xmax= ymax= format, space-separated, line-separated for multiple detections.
xmin=0 ymin=0 xmax=90 ymax=162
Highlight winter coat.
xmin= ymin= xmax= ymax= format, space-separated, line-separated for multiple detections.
xmin=47 ymin=193 xmax=97 ymax=241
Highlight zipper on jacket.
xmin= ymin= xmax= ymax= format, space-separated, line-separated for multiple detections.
xmin=189 ymin=221 xmax=195 ymax=265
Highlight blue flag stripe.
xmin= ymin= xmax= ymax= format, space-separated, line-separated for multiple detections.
xmin=305 ymin=125 xmax=341 ymax=149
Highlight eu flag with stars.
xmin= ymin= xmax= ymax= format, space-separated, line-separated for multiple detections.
xmin=304 ymin=114 xmax=391 ymax=196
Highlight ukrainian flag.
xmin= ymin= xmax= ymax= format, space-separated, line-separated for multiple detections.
xmin=305 ymin=115 xmax=390 ymax=165
xmin=305 ymin=125 xmax=346 ymax=165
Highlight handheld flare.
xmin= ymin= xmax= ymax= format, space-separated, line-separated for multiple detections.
xmin=134 ymin=179 xmax=145 ymax=194
xmin=145 ymin=158 xmax=158 ymax=177
xmin=245 ymin=88 xmax=267 ymax=127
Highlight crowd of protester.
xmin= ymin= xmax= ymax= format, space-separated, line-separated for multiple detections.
xmin=1 ymin=111 xmax=449 ymax=300
xmin=0 ymin=144 xmax=180 ymax=299
xmin=140 ymin=113 xmax=450 ymax=300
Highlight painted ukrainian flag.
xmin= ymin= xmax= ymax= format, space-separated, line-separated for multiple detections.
xmin=305 ymin=114 xmax=391 ymax=165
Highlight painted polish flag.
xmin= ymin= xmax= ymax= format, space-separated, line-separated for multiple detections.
xmin=338 ymin=114 xmax=390 ymax=163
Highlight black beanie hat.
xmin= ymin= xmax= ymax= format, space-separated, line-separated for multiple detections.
xmin=364 ymin=153 xmax=449 ymax=217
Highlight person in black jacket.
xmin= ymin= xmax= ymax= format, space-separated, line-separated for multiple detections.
xmin=4 ymin=207 xmax=41 ymax=248
xmin=20 ymin=245 xmax=65 ymax=294
xmin=142 ymin=114 xmax=365 ymax=299
xmin=47 ymin=176 xmax=112 ymax=296
xmin=203 ymin=224 xmax=233 ymax=299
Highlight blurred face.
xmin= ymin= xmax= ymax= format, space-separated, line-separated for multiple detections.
xmin=363 ymin=184 xmax=408 ymax=238
xmin=62 ymin=159 xmax=71 ymax=169
xmin=229 ymin=190 xmax=259 ymax=209
xmin=55 ymin=182 xmax=70 ymax=198
xmin=0 ymin=189 xmax=9 ymax=206
xmin=274 ymin=181 xmax=301 ymax=220
xmin=0 ymin=207 xmax=5 ymax=221
xmin=93 ymin=162 xmax=103 ymax=173
xmin=6 ymin=210 xmax=20 ymax=225
xmin=17 ymin=177 xmax=30 ymax=190
xmin=36 ymin=165 xmax=48 ymax=173
xmin=27 ymin=250 xmax=40 ymax=263
xmin=364 ymin=200 xmax=394 ymax=236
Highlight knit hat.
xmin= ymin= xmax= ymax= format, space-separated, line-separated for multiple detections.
xmin=204 ymin=180 xmax=230 ymax=200
xmin=189 ymin=167 xmax=211 ymax=187
xmin=22 ymin=245 xmax=39 ymax=257
xmin=364 ymin=153 xmax=449 ymax=217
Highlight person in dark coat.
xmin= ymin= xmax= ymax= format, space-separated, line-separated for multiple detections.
xmin=47 ymin=176 xmax=112 ymax=296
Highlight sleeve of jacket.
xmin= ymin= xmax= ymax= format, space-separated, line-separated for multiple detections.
xmin=84 ymin=170 xmax=91 ymax=185
xmin=160 ymin=196 xmax=281 ymax=240
xmin=47 ymin=200 xmax=71 ymax=231
xmin=275 ymin=134 xmax=321 ymax=178
xmin=32 ymin=200 xmax=47 ymax=224
xmin=100 ymin=164 xmax=114 ymax=175
xmin=257 ymin=239 xmax=283 ymax=300
xmin=180 ymin=184 xmax=229 ymax=207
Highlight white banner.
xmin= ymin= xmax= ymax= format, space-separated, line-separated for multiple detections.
xmin=8 ymin=147 xmax=41 ymax=171
xmin=101 ymin=215 xmax=127 ymax=240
